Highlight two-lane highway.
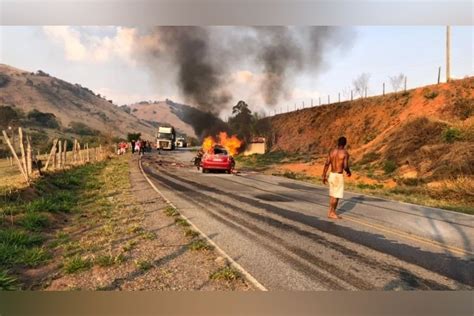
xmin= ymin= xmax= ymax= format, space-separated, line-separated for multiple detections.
xmin=140 ymin=149 xmax=473 ymax=290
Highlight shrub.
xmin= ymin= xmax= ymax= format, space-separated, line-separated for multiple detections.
xmin=66 ymin=122 xmax=99 ymax=136
xmin=0 ymin=74 xmax=10 ymax=88
xmin=189 ymin=239 xmax=213 ymax=251
xmin=210 ymin=266 xmax=241 ymax=281
xmin=135 ymin=260 xmax=152 ymax=271
xmin=383 ymin=160 xmax=397 ymax=174
xmin=27 ymin=110 xmax=60 ymax=129
xmin=358 ymin=152 xmax=381 ymax=165
xmin=0 ymin=105 xmax=21 ymax=128
xmin=423 ymin=89 xmax=438 ymax=99
xmin=64 ymin=256 xmax=93 ymax=274
xmin=441 ymin=127 xmax=462 ymax=143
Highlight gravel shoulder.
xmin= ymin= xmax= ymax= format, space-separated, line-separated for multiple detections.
xmin=40 ymin=154 xmax=252 ymax=290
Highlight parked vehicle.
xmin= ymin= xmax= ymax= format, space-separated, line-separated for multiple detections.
xmin=175 ymin=137 xmax=187 ymax=148
xmin=156 ymin=126 xmax=176 ymax=150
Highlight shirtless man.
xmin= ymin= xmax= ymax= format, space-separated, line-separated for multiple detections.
xmin=322 ymin=136 xmax=351 ymax=219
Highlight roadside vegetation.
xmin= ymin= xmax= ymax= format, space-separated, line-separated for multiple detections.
xmin=0 ymin=155 xmax=148 ymax=289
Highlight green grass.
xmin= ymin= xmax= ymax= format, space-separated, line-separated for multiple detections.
xmin=95 ymin=255 xmax=115 ymax=267
xmin=356 ymin=183 xmax=384 ymax=190
xmin=18 ymin=212 xmax=50 ymax=231
xmin=441 ymin=127 xmax=463 ymax=143
xmin=164 ymin=206 xmax=179 ymax=217
xmin=174 ymin=217 xmax=190 ymax=227
xmin=64 ymin=256 xmax=93 ymax=274
xmin=184 ymin=228 xmax=200 ymax=238
xmin=189 ymin=239 xmax=213 ymax=251
xmin=210 ymin=266 xmax=241 ymax=281
xmin=142 ymin=231 xmax=156 ymax=240
xmin=26 ymin=191 xmax=77 ymax=213
xmin=235 ymin=151 xmax=309 ymax=171
xmin=0 ymin=269 xmax=19 ymax=290
xmin=135 ymin=259 xmax=153 ymax=271
xmin=383 ymin=160 xmax=397 ymax=174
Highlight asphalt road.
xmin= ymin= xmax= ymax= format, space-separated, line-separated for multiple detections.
xmin=140 ymin=149 xmax=473 ymax=290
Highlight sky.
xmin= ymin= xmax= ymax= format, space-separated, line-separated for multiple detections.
xmin=0 ymin=26 xmax=472 ymax=118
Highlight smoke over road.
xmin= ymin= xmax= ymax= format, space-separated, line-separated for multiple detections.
xmin=135 ymin=26 xmax=353 ymax=115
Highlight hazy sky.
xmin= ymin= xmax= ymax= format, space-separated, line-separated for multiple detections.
xmin=0 ymin=26 xmax=472 ymax=118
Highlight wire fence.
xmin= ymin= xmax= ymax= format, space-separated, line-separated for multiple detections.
xmin=262 ymin=65 xmax=466 ymax=118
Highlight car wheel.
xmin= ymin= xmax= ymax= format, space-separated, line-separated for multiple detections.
xmin=202 ymin=168 xmax=207 ymax=173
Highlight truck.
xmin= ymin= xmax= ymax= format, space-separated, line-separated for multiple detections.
xmin=156 ymin=126 xmax=176 ymax=150
xmin=175 ymin=136 xmax=187 ymax=148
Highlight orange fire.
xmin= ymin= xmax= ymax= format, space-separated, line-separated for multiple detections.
xmin=202 ymin=132 xmax=242 ymax=156
xmin=202 ymin=136 xmax=215 ymax=153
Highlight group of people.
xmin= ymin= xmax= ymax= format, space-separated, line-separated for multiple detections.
xmin=117 ymin=139 xmax=154 ymax=156
xmin=131 ymin=139 xmax=153 ymax=155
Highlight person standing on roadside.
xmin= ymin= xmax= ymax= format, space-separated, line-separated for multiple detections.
xmin=322 ymin=136 xmax=351 ymax=219
xmin=131 ymin=139 xmax=136 ymax=154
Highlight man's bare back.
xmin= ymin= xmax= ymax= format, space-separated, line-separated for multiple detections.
xmin=329 ymin=148 xmax=350 ymax=174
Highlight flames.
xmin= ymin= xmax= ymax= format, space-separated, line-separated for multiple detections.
xmin=202 ymin=132 xmax=242 ymax=156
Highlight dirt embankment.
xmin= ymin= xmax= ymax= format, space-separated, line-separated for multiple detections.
xmin=266 ymin=77 xmax=474 ymax=182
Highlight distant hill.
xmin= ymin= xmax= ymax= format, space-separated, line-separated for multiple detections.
xmin=128 ymin=99 xmax=228 ymax=139
xmin=0 ymin=64 xmax=156 ymax=140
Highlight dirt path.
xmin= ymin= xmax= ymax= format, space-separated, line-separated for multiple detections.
xmin=43 ymin=155 xmax=252 ymax=290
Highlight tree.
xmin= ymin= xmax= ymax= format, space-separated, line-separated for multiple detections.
xmin=0 ymin=105 xmax=20 ymax=129
xmin=353 ymin=73 xmax=370 ymax=98
xmin=389 ymin=73 xmax=405 ymax=92
xmin=229 ymin=100 xmax=253 ymax=142
xmin=127 ymin=132 xmax=141 ymax=142
xmin=27 ymin=109 xmax=60 ymax=129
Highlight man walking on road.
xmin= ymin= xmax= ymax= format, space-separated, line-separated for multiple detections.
xmin=322 ymin=136 xmax=351 ymax=219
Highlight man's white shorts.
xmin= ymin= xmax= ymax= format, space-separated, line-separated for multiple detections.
xmin=328 ymin=172 xmax=344 ymax=199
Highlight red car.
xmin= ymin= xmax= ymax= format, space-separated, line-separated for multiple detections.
xmin=201 ymin=145 xmax=235 ymax=174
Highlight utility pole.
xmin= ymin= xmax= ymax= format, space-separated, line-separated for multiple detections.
xmin=446 ymin=25 xmax=451 ymax=82
xmin=437 ymin=66 xmax=441 ymax=84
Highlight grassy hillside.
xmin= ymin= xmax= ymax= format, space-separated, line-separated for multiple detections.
xmin=0 ymin=64 xmax=156 ymax=143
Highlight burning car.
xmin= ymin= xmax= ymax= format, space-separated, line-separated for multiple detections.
xmin=201 ymin=145 xmax=235 ymax=174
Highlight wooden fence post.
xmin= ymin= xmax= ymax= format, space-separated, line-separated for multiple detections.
xmin=78 ymin=142 xmax=84 ymax=163
xmin=63 ymin=140 xmax=68 ymax=167
xmin=18 ymin=127 xmax=28 ymax=180
xmin=44 ymin=139 xmax=58 ymax=170
xmin=2 ymin=130 xmax=28 ymax=182
xmin=58 ymin=140 xmax=62 ymax=169
xmin=26 ymin=135 xmax=32 ymax=176
xmin=86 ymin=143 xmax=90 ymax=162
xmin=73 ymin=139 xmax=77 ymax=163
